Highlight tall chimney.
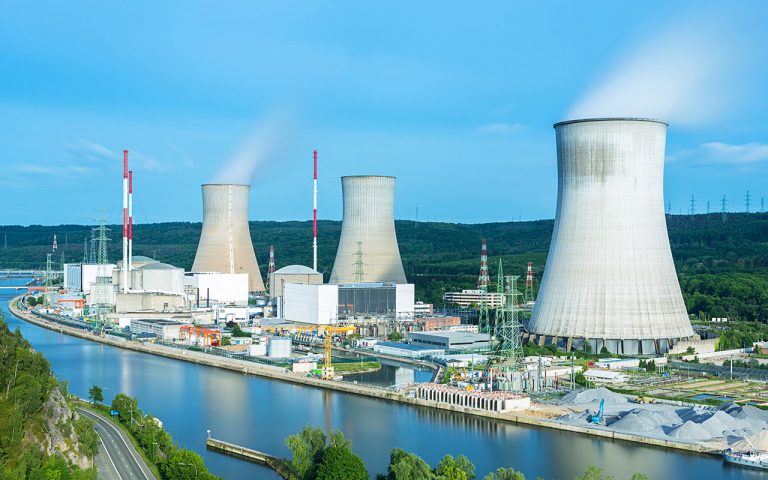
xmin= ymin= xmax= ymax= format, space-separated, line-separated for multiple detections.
xmin=122 ymin=150 xmax=129 ymax=293
xmin=313 ymin=149 xmax=318 ymax=272
xmin=128 ymin=170 xmax=133 ymax=276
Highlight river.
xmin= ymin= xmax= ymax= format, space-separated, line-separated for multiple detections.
xmin=0 ymin=280 xmax=756 ymax=480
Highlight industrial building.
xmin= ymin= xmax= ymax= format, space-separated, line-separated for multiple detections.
xmin=443 ymin=289 xmax=504 ymax=308
xmin=282 ymin=283 xmax=339 ymax=325
xmin=269 ymin=265 xmax=323 ymax=300
xmin=416 ymin=384 xmax=531 ymax=412
xmin=329 ymin=176 xmax=407 ymax=284
xmin=337 ymin=282 xmax=414 ymax=319
xmin=528 ymin=118 xmax=694 ymax=354
xmin=185 ymin=272 xmax=249 ymax=306
xmin=373 ymin=341 xmax=444 ymax=359
xmin=191 ymin=184 xmax=265 ymax=292
xmin=81 ymin=263 xmax=116 ymax=294
xmin=583 ymin=369 xmax=629 ymax=384
xmin=129 ymin=318 xmax=187 ymax=340
xmin=408 ymin=331 xmax=491 ymax=351
xmin=63 ymin=263 xmax=82 ymax=292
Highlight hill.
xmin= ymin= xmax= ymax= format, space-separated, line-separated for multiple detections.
xmin=1 ymin=213 xmax=767 ymax=321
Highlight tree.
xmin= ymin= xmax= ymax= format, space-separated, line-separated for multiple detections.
xmin=599 ymin=346 xmax=610 ymax=356
xmin=111 ymin=393 xmax=139 ymax=426
xmin=583 ymin=342 xmax=592 ymax=353
xmin=483 ymin=468 xmax=525 ymax=480
xmin=386 ymin=448 xmax=434 ymax=480
xmin=163 ymin=448 xmax=210 ymax=480
xmin=575 ymin=465 xmax=608 ymax=480
xmin=73 ymin=417 xmax=100 ymax=458
xmin=286 ymin=426 xmax=327 ymax=480
xmin=315 ymin=446 xmax=368 ymax=480
xmin=387 ymin=331 xmax=404 ymax=342
xmin=434 ymin=455 xmax=475 ymax=480
xmin=686 ymin=346 xmax=697 ymax=355
xmin=88 ymin=385 xmax=103 ymax=404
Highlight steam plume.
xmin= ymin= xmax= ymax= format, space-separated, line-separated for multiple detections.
xmin=212 ymin=114 xmax=287 ymax=184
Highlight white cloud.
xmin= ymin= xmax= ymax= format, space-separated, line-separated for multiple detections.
xmin=700 ymin=142 xmax=768 ymax=164
xmin=65 ymin=140 xmax=118 ymax=163
xmin=14 ymin=163 xmax=93 ymax=177
xmin=476 ymin=122 xmax=525 ymax=134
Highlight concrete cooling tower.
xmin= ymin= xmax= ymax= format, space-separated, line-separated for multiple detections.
xmin=192 ymin=184 xmax=265 ymax=292
xmin=528 ymin=118 xmax=694 ymax=354
xmin=330 ymin=176 xmax=407 ymax=284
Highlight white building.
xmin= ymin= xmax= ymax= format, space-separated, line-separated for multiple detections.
xmin=129 ymin=318 xmax=187 ymax=340
xmin=186 ymin=272 xmax=249 ymax=306
xmin=594 ymin=358 xmax=641 ymax=370
xmin=443 ymin=289 xmax=504 ymax=308
xmin=283 ymin=283 xmax=339 ymax=325
xmin=373 ymin=341 xmax=444 ymax=359
xmin=414 ymin=301 xmax=434 ymax=316
xmin=63 ymin=263 xmax=82 ymax=292
xmin=82 ymin=263 xmax=116 ymax=294
xmin=584 ymin=369 xmax=628 ymax=384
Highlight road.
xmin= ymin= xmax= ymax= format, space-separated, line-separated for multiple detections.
xmin=77 ymin=408 xmax=156 ymax=480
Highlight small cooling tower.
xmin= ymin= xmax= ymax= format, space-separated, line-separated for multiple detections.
xmin=528 ymin=118 xmax=693 ymax=354
xmin=192 ymin=184 xmax=265 ymax=292
xmin=329 ymin=176 xmax=407 ymax=284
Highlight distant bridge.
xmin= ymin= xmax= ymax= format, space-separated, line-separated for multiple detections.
xmin=0 ymin=270 xmax=54 ymax=278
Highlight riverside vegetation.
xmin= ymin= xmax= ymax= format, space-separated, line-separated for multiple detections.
xmin=2 ymin=213 xmax=767 ymax=321
xmin=282 ymin=426 xmax=648 ymax=480
xmin=0 ymin=315 xmax=98 ymax=479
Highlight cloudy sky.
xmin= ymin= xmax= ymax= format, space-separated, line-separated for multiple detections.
xmin=1 ymin=1 xmax=767 ymax=225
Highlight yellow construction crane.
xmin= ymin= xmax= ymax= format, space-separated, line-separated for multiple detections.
xmin=320 ymin=325 xmax=356 ymax=380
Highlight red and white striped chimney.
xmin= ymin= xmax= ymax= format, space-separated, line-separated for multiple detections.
xmin=128 ymin=170 xmax=133 ymax=276
xmin=122 ymin=150 xmax=129 ymax=293
xmin=313 ymin=149 xmax=318 ymax=272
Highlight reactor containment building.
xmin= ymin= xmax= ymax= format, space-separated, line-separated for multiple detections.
xmin=192 ymin=184 xmax=265 ymax=292
xmin=527 ymin=118 xmax=694 ymax=354
xmin=330 ymin=175 xmax=407 ymax=284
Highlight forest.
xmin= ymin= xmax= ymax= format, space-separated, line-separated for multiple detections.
xmin=1 ymin=212 xmax=766 ymax=322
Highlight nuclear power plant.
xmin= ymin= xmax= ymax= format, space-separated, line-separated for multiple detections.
xmin=329 ymin=176 xmax=407 ymax=284
xmin=192 ymin=184 xmax=265 ymax=292
xmin=527 ymin=118 xmax=694 ymax=354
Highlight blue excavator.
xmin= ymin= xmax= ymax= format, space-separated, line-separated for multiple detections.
xmin=589 ymin=399 xmax=605 ymax=425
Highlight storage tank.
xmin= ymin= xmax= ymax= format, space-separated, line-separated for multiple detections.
xmin=329 ymin=176 xmax=407 ymax=284
xmin=528 ymin=118 xmax=694 ymax=354
xmin=192 ymin=184 xmax=265 ymax=292
xmin=267 ymin=336 xmax=292 ymax=358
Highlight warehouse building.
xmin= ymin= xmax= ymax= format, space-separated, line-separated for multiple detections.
xmin=373 ymin=341 xmax=444 ymax=359
xmin=186 ymin=272 xmax=249 ymax=306
xmin=442 ymin=289 xmax=504 ymax=308
xmin=129 ymin=318 xmax=187 ymax=340
xmin=63 ymin=263 xmax=83 ymax=292
xmin=337 ymin=282 xmax=414 ymax=319
xmin=408 ymin=331 xmax=491 ymax=351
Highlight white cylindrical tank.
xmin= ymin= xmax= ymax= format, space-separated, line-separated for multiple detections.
xmin=528 ymin=118 xmax=694 ymax=354
xmin=329 ymin=176 xmax=407 ymax=284
xmin=267 ymin=336 xmax=292 ymax=358
xmin=192 ymin=184 xmax=265 ymax=292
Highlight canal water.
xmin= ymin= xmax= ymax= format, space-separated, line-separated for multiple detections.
xmin=0 ymin=280 xmax=758 ymax=480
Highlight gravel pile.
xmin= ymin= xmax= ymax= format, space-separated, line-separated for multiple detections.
xmin=556 ymin=388 xmax=768 ymax=444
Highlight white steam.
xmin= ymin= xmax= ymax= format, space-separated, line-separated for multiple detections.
xmin=567 ymin=14 xmax=745 ymax=125
xmin=212 ymin=114 xmax=287 ymax=184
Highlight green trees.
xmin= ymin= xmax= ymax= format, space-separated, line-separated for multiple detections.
xmin=483 ymin=468 xmax=526 ymax=480
xmin=387 ymin=331 xmax=404 ymax=342
xmin=109 ymin=394 xmax=218 ymax=479
xmin=286 ymin=427 xmax=367 ymax=480
xmin=385 ymin=448 xmax=433 ymax=480
xmin=88 ymin=385 xmax=103 ymax=404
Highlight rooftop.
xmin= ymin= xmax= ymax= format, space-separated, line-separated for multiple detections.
xmin=409 ymin=331 xmax=491 ymax=342
xmin=376 ymin=341 xmax=444 ymax=352
xmin=273 ymin=265 xmax=321 ymax=275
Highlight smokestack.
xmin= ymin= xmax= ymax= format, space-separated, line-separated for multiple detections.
xmin=192 ymin=184 xmax=265 ymax=292
xmin=329 ymin=176 xmax=407 ymax=284
xmin=528 ymin=118 xmax=693 ymax=354
xmin=128 ymin=170 xmax=133 ymax=276
xmin=313 ymin=149 xmax=318 ymax=272
xmin=122 ymin=149 xmax=129 ymax=294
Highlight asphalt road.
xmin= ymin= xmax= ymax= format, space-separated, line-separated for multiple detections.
xmin=77 ymin=408 xmax=156 ymax=480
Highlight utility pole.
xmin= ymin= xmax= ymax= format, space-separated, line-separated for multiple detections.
xmin=721 ymin=195 xmax=728 ymax=224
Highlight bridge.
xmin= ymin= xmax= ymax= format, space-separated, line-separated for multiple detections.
xmin=0 ymin=269 xmax=55 ymax=278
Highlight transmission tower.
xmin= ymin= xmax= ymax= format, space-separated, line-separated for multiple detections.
xmin=689 ymin=195 xmax=696 ymax=216
xmin=89 ymin=230 xmax=97 ymax=263
xmin=476 ymin=240 xmax=490 ymax=290
xmin=83 ymin=238 xmax=88 ymax=263
xmin=354 ymin=241 xmax=365 ymax=283
xmin=746 ymin=190 xmax=752 ymax=213
xmin=721 ymin=195 xmax=728 ymax=224
xmin=491 ymin=259 xmax=505 ymax=339
xmin=524 ymin=262 xmax=534 ymax=304
xmin=91 ymin=212 xmax=113 ymax=320
xmin=706 ymin=201 xmax=711 ymax=215
xmin=495 ymin=275 xmax=525 ymax=388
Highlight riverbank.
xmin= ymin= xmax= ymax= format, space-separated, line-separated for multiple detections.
xmin=9 ymin=297 xmax=720 ymax=459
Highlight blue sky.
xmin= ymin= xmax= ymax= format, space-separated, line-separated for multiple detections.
xmin=1 ymin=1 xmax=767 ymax=226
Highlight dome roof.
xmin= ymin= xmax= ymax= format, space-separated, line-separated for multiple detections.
xmin=273 ymin=265 xmax=321 ymax=275
xmin=139 ymin=262 xmax=179 ymax=270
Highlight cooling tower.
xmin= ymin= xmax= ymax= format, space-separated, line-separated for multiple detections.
xmin=330 ymin=176 xmax=407 ymax=284
xmin=528 ymin=118 xmax=693 ymax=354
xmin=192 ymin=184 xmax=265 ymax=292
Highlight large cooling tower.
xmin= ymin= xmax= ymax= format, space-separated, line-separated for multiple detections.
xmin=528 ymin=118 xmax=693 ymax=354
xmin=330 ymin=176 xmax=407 ymax=284
xmin=192 ymin=184 xmax=265 ymax=292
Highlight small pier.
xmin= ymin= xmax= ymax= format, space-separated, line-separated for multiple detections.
xmin=206 ymin=437 xmax=293 ymax=479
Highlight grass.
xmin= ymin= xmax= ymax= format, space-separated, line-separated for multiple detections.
xmin=332 ymin=361 xmax=381 ymax=373
xmin=76 ymin=400 xmax=163 ymax=480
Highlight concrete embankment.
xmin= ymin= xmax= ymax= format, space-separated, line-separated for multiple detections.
xmin=8 ymin=297 xmax=720 ymax=458
xmin=206 ymin=438 xmax=293 ymax=479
